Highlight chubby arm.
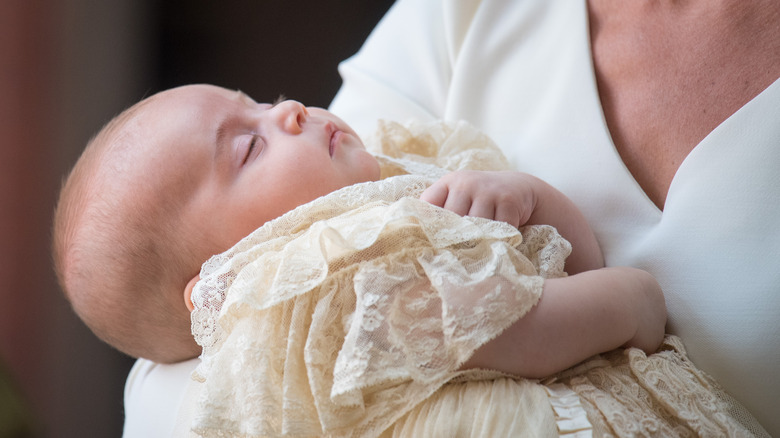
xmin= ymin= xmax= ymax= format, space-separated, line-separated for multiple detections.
xmin=422 ymin=170 xmax=666 ymax=378
xmin=421 ymin=170 xmax=603 ymax=274
xmin=460 ymin=267 xmax=667 ymax=378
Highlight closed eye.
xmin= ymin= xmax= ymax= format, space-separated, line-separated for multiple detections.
xmin=242 ymin=135 xmax=261 ymax=165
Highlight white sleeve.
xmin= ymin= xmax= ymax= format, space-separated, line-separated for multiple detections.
xmin=122 ymin=358 xmax=200 ymax=437
xmin=329 ymin=0 xmax=480 ymax=137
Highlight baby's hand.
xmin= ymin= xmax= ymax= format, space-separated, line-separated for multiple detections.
xmin=420 ymin=170 xmax=538 ymax=228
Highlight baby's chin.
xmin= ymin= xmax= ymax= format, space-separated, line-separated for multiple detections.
xmin=341 ymin=145 xmax=381 ymax=185
xmin=362 ymin=154 xmax=382 ymax=183
xmin=368 ymin=155 xmax=381 ymax=180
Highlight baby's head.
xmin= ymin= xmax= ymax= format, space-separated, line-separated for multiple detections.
xmin=53 ymin=84 xmax=380 ymax=363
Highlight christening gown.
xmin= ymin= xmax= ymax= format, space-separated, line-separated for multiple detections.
xmin=187 ymin=121 xmax=764 ymax=437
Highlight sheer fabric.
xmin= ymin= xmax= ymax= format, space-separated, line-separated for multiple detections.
xmin=190 ymin=120 xmax=569 ymax=437
xmin=187 ymin=121 xmax=765 ymax=437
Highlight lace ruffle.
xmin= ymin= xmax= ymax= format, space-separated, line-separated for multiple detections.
xmin=185 ymin=120 xmax=770 ymax=437
xmin=189 ymin=185 xmax=569 ymax=437
xmin=546 ymin=336 xmax=769 ymax=437
xmin=188 ymin=120 xmax=571 ymax=437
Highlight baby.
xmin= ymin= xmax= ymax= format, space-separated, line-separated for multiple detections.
xmin=54 ymin=84 xmax=658 ymax=366
xmin=53 ymin=84 xmax=384 ymax=363
xmin=54 ymin=85 xmax=754 ymax=437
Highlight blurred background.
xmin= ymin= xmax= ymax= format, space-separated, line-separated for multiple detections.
xmin=0 ymin=0 xmax=394 ymax=436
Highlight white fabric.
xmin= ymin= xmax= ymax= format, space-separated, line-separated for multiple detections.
xmin=123 ymin=358 xmax=200 ymax=437
xmin=329 ymin=0 xmax=780 ymax=435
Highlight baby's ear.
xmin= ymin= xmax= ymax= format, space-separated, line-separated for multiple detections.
xmin=183 ymin=274 xmax=200 ymax=312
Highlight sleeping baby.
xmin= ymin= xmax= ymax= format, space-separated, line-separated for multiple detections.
xmin=53 ymin=84 xmax=762 ymax=437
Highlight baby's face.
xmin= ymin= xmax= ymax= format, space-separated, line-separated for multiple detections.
xmin=131 ymin=84 xmax=380 ymax=255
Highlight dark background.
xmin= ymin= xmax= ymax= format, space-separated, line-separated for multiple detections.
xmin=157 ymin=0 xmax=394 ymax=107
xmin=0 ymin=1 xmax=393 ymax=436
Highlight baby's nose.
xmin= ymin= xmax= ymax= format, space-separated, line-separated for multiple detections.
xmin=272 ymin=100 xmax=308 ymax=134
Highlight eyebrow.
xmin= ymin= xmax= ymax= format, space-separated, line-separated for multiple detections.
xmin=214 ymin=115 xmax=233 ymax=163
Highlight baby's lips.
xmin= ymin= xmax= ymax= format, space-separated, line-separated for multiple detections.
xmin=325 ymin=121 xmax=340 ymax=157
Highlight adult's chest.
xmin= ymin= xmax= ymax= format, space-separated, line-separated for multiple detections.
xmin=443 ymin=0 xmax=780 ymax=260
xmin=587 ymin=0 xmax=780 ymax=210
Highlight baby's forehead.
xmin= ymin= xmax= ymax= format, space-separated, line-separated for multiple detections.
xmin=89 ymin=84 xmax=249 ymax=202
xmin=101 ymin=87 xmax=208 ymax=147
xmin=125 ymin=86 xmax=237 ymax=137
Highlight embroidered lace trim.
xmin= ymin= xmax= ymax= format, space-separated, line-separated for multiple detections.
xmin=186 ymin=120 xmax=769 ymax=437
xmin=188 ymin=121 xmax=570 ymax=437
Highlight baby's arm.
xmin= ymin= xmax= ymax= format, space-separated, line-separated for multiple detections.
xmin=421 ymin=170 xmax=666 ymax=377
xmin=460 ymin=266 xmax=666 ymax=378
xmin=421 ymin=170 xmax=603 ymax=274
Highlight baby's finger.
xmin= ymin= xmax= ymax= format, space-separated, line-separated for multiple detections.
xmin=420 ymin=183 xmax=450 ymax=207
xmin=442 ymin=191 xmax=473 ymax=217
xmin=494 ymin=203 xmax=522 ymax=229
xmin=467 ymin=198 xmax=497 ymax=221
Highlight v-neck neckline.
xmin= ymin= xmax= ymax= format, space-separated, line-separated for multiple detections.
xmin=581 ymin=1 xmax=780 ymax=216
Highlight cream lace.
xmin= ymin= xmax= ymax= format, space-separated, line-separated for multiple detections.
xmin=188 ymin=121 xmax=570 ymax=437
xmin=187 ymin=120 xmax=769 ymax=437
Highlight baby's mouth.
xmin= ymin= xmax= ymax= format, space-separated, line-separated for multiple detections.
xmin=329 ymin=129 xmax=340 ymax=158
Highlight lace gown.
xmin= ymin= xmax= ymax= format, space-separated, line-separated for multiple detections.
xmin=187 ymin=121 xmax=764 ymax=437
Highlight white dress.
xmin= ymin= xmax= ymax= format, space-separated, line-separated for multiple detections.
xmin=180 ymin=122 xmax=759 ymax=437
xmin=329 ymin=1 xmax=780 ymax=435
xmin=186 ymin=121 xmax=572 ymax=437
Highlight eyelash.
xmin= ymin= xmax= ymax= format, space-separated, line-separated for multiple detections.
xmin=243 ymin=135 xmax=260 ymax=165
